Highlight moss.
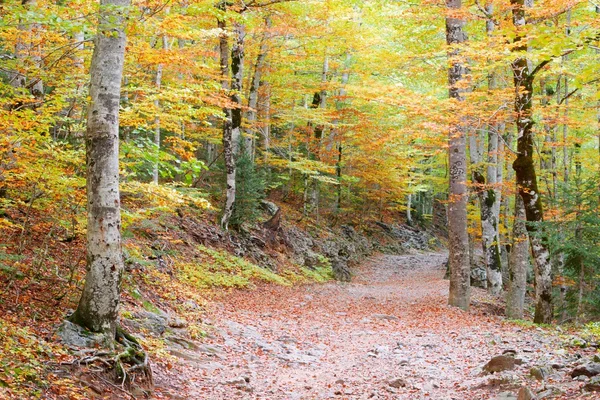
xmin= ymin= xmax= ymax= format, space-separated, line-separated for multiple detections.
xmin=178 ymin=245 xmax=290 ymax=289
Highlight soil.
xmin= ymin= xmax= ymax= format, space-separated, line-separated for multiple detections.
xmin=153 ymin=252 xmax=598 ymax=399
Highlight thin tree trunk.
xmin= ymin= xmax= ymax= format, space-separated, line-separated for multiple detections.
xmin=245 ymin=16 xmax=271 ymax=161
xmin=506 ymin=194 xmax=528 ymax=319
xmin=152 ymin=36 xmax=167 ymax=185
xmin=218 ymin=14 xmax=235 ymax=230
xmin=511 ymin=0 xmax=553 ymax=324
xmin=70 ymin=0 xmax=129 ymax=337
xmin=231 ymin=22 xmax=245 ymax=156
xmin=446 ymin=0 xmax=470 ymax=310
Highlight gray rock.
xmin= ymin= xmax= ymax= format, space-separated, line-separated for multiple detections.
xmin=470 ymin=265 xmax=487 ymax=289
xmin=168 ymin=316 xmax=187 ymax=328
xmin=497 ymin=391 xmax=517 ymax=400
xmin=571 ymin=363 xmax=600 ymax=378
xmin=373 ymin=314 xmax=399 ymax=321
xmin=57 ymin=320 xmax=106 ymax=348
xmin=133 ymin=311 xmax=168 ymax=336
xmin=530 ymin=366 xmax=552 ymax=381
xmin=260 ymin=200 xmax=279 ymax=216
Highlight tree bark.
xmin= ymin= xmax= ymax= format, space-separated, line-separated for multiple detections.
xmin=218 ymin=10 xmax=235 ymax=230
xmin=510 ymin=0 xmax=553 ymax=324
xmin=70 ymin=0 xmax=129 ymax=337
xmin=245 ymin=16 xmax=271 ymax=161
xmin=152 ymin=36 xmax=167 ymax=185
xmin=506 ymin=194 xmax=528 ymax=319
xmin=446 ymin=0 xmax=470 ymax=310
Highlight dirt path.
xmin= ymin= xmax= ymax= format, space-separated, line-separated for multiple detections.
xmin=154 ymin=253 xmax=595 ymax=399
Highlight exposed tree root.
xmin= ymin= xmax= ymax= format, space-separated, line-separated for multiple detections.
xmin=53 ymin=325 xmax=153 ymax=397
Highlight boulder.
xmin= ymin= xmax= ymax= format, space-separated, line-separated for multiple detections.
xmin=470 ymin=265 xmax=487 ymax=289
xmin=571 ymin=363 xmax=600 ymax=378
xmin=132 ymin=311 xmax=168 ymax=336
xmin=57 ymin=320 xmax=106 ymax=348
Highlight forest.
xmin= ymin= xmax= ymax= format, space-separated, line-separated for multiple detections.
xmin=1 ymin=0 xmax=600 ymax=398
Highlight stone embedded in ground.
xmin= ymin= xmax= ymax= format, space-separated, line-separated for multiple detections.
xmin=584 ymin=376 xmax=600 ymax=392
xmin=516 ymin=386 xmax=536 ymax=400
xmin=484 ymin=355 xmax=517 ymax=374
xmin=570 ymin=363 xmax=600 ymax=378
xmin=530 ymin=366 xmax=552 ymax=381
xmin=56 ymin=320 xmax=106 ymax=348
xmin=497 ymin=391 xmax=517 ymax=400
xmin=168 ymin=316 xmax=187 ymax=328
xmin=388 ymin=377 xmax=408 ymax=388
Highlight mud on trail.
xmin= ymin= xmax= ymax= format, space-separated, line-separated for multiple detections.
xmin=154 ymin=253 xmax=597 ymax=399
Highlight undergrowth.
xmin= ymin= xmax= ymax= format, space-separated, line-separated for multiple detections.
xmin=179 ymin=245 xmax=291 ymax=289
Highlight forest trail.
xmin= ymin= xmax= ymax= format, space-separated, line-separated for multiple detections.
xmin=153 ymin=253 xmax=592 ymax=399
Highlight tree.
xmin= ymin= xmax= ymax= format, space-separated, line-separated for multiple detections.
xmin=70 ymin=0 xmax=130 ymax=337
xmin=446 ymin=0 xmax=470 ymax=310
xmin=510 ymin=0 xmax=553 ymax=324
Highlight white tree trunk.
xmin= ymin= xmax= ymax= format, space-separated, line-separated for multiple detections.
xmin=71 ymin=0 xmax=129 ymax=337
xmin=446 ymin=0 xmax=470 ymax=310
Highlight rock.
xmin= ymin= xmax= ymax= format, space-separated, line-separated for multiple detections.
xmin=470 ymin=265 xmax=487 ymax=289
xmin=168 ymin=317 xmax=187 ymax=329
xmin=56 ymin=320 xmax=107 ymax=348
xmin=484 ymin=355 xmax=517 ymax=374
xmin=497 ymin=392 xmax=517 ymax=400
xmin=133 ymin=310 xmax=168 ymax=336
xmin=331 ymin=258 xmax=351 ymax=282
xmin=166 ymin=336 xmax=199 ymax=350
xmin=224 ymin=376 xmax=250 ymax=386
xmin=584 ymin=376 xmax=600 ymax=392
xmin=571 ymin=363 xmax=600 ymax=378
xmin=530 ymin=366 xmax=552 ymax=381
xmin=372 ymin=314 xmax=399 ymax=321
xmin=260 ymin=200 xmax=279 ymax=216
xmin=517 ymin=386 xmax=536 ymax=400
xmin=388 ymin=377 xmax=407 ymax=388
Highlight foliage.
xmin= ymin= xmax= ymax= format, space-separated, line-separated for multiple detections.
xmin=179 ymin=245 xmax=290 ymax=289
xmin=230 ymin=147 xmax=266 ymax=229
xmin=545 ymin=175 xmax=600 ymax=321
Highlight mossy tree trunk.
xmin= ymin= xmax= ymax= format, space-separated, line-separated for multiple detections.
xmin=510 ymin=0 xmax=553 ymax=324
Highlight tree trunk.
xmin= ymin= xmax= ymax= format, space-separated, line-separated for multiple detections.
xmin=152 ymin=36 xmax=167 ymax=185
xmin=218 ymin=12 xmax=235 ymax=230
xmin=245 ymin=16 xmax=270 ymax=161
xmin=511 ymin=0 xmax=553 ymax=324
xmin=231 ymin=23 xmax=245 ymax=156
xmin=506 ymin=194 xmax=528 ymax=319
xmin=446 ymin=0 xmax=470 ymax=310
xmin=70 ymin=0 xmax=129 ymax=337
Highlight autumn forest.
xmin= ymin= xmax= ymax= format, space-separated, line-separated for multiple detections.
xmin=1 ymin=0 xmax=600 ymax=399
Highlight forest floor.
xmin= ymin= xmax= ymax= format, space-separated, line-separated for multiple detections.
xmin=152 ymin=252 xmax=599 ymax=400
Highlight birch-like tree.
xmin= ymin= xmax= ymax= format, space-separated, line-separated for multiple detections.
xmin=70 ymin=0 xmax=130 ymax=336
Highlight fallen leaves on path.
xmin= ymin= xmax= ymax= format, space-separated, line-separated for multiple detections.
xmin=153 ymin=252 xmax=599 ymax=399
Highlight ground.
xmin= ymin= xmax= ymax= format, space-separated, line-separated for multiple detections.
xmin=151 ymin=252 xmax=599 ymax=400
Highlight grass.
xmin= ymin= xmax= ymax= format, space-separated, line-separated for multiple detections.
xmin=179 ymin=245 xmax=291 ymax=289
